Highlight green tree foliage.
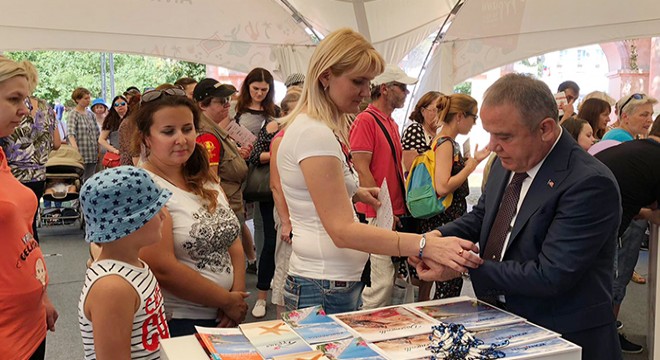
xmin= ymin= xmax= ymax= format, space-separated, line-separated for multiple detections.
xmin=453 ymin=81 xmax=472 ymax=95
xmin=5 ymin=51 xmax=205 ymax=105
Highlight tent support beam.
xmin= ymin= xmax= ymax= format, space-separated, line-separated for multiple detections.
xmin=352 ymin=0 xmax=371 ymax=42
xmin=279 ymin=0 xmax=323 ymax=43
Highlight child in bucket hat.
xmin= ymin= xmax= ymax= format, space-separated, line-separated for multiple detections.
xmin=78 ymin=167 xmax=172 ymax=359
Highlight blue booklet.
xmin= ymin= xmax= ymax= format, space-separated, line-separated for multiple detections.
xmin=475 ymin=322 xmax=559 ymax=348
xmin=501 ymin=337 xmax=578 ymax=359
xmin=282 ymin=305 xmax=353 ymax=344
xmin=316 ymin=337 xmax=385 ymax=360
xmin=413 ymin=299 xmax=524 ymax=330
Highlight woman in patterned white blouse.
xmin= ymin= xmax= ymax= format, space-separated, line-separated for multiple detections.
xmin=401 ymin=91 xmax=443 ymax=172
xmin=134 ymin=91 xmax=249 ymax=337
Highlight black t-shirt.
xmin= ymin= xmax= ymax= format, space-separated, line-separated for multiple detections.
xmin=595 ymin=139 xmax=660 ymax=236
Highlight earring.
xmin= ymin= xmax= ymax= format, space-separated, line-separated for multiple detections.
xmin=323 ymin=84 xmax=329 ymax=92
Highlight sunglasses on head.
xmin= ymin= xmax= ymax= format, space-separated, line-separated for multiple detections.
xmin=24 ymin=97 xmax=33 ymax=112
xmin=113 ymin=101 xmax=127 ymax=107
xmin=141 ymin=88 xmax=187 ymax=104
xmin=619 ymin=93 xmax=645 ymax=116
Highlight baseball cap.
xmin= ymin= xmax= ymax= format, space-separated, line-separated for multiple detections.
xmin=80 ymin=167 xmax=172 ymax=243
xmin=372 ymin=65 xmax=417 ymax=87
xmin=90 ymin=98 xmax=107 ymax=109
xmin=285 ymin=73 xmax=305 ymax=88
xmin=193 ymin=78 xmax=238 ymax=102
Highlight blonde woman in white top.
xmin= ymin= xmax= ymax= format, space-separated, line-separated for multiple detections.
xmin=277 ymin=28 xmax=483 ymax=314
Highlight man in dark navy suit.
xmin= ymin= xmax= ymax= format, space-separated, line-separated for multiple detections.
xmin=412 ymin=73 xmax=622 ymax=360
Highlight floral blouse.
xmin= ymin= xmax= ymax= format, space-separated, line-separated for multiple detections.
xmin=0 ymin=98 xmax=56 ymax=183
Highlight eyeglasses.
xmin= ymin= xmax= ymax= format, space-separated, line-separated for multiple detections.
xmin=113 ymin=101 xmax=127 ymax=107
xmin=211 ymin=97 xmax=231 ymax=106
xmin=466 ymin=112 xmax=479 ymax=121
xmin=24 ymin=97 xmax=33 ymax=112
xmin=388 ymin=82 xmax=408 ymax=92
xmin=141 ymin=88 xmax=187 ymax=103
xmin=618 ymin=93 xmax=645 ymax=116
xmin=423 ymin=106 xmax=438 ymax=113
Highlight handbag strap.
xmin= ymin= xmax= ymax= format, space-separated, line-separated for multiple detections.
xmin=366 ymin=111 xmax=406 ymax=199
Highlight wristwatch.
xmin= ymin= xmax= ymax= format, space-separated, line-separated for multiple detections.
xmin=418 ymin=233 xmax=427 ymax=258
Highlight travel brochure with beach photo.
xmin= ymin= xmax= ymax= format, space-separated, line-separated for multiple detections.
xmin=499 ymin=337 xmax=580 ymax=359
xmin=194 ymin=327 xmax=263 ymax=360
xmin=411 ymin=297 xmax=525 ymax=330
xmin=372 ymin=333 xmax=433 ymax=360
xmin=316 ymin=337 xmax=385 ymax=360
xmin=272 ymin=350 xmax=330 ymax=360
xmin=239 ymin=320 xmax=313 ymax=359
xmin=331 ymin=306 xmax=436 ymax=342
xmin=281 ymin=305 xmax=353 ymax=344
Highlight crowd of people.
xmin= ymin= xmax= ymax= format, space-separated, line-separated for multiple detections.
xmin=1 ymin=26 xmax=659 ymax=360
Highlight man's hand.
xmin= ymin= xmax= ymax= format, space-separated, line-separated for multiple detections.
xmin=408 ymin=256 xmax=462 ymax=282
xmin=422 ymin=230 xmax=482 ymax=273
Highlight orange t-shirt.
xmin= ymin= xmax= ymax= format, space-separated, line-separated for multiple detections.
xmin=0 ymin=147 xmax=48 ymax=360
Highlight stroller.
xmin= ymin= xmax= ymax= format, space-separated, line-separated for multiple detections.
xmin=39 ymin=145 xmax=85 ymax=228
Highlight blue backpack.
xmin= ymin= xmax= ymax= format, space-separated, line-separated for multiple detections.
xmin=405 ymin=137 xmax=454 ymax=219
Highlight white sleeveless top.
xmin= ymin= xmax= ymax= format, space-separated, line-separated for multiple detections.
xmin=79 ymin=259 xmax=169 ymax=360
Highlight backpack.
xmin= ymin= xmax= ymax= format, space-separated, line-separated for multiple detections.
xmin=405 ymin=137 xmax=454 ymax=219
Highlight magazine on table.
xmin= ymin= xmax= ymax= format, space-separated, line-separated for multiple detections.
xmin=316 ymin=337 xmax=385 ymax=360
xmin=371 ymin=333 xmax=433 ymax=360
xmin=194 ymin=326 xmax=263 ymax=360
xmin=473 ymin=322 xmax=559 ymax=348
xmin=239 ymin=320 xmax=313 ymax=359
xmin=500 ymin=337 xmax=579 ymax=359
xmin=281 ymin=305 xmax=353 ymax=344
xmin=331 ymin=306 xmax=436 ymax=342
xmin=410 ymin=297 xmax=524 ymax=330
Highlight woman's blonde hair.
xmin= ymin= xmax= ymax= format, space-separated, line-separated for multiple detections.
xmin=281 ymin=28 xmax=385 ymax=143
xmin=0 ymin=56 xmax=38 ymax=92
xmin=436 ymin=93 xmax=478 ymax=124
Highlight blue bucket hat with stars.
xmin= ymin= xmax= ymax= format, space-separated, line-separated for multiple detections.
xmin=80 ymin=167 xmax=172 ymax=243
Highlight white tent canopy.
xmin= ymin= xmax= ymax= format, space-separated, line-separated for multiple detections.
xmin=0 ymin=0 xmax=455 ymax=80
xmin=2 ymin=0 xmax=659 ymax=89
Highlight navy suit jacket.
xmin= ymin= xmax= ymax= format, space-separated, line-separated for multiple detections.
xmin=438 ymin=130 xmax=621 ymax=335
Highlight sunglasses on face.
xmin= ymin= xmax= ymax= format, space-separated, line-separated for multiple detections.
xmin=618 ymin=93 xmax=645 ymax=116
xmin=388 ymin=82 xmax=408 ymax=92
xmin=211 ymin=97 xmax=231 ymax=106
xmin=141 ymin=88 xmax=187 ymax=104
xmin=114 ymin=101 xmax=127 ymax=107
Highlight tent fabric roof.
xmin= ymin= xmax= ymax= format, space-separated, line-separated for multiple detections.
xmin=2 ymin=0 xmax=659 ymax=89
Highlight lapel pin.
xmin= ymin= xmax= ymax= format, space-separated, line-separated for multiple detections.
xmin=547 ymin=179 xmax=555 ymax=188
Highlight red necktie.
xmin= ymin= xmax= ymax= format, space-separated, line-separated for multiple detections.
xmin=483 ymin=172 xmax=528 ymax=261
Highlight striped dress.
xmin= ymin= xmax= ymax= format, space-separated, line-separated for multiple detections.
xmin=79 ymin=259 xmax=170 ymax=359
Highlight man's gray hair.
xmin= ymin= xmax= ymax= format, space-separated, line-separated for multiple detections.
xmin=483 ymin=73 xmax=558 ymax=129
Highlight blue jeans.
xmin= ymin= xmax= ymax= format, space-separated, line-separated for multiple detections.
xmin=168 ymin=318 xmax=218 ymax=337
xmin=283 ymin=275 xmax=364 ymax=314
xmin=613 ymin=219 xmax=648 ymax=304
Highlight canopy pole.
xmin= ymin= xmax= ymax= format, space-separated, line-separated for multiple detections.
xmin=279 ymin=0 xmax=322 ymax=43
xmin=404 ymin=0 xmax=464 ymax=135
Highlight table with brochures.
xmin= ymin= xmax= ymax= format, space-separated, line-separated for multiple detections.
xmin=160 ymin=295 xmax=581 ymax=360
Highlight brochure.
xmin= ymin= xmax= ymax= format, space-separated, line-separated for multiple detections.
xmin=412 ymin=298 xmax=524 ymax=330
xmin=240 ymin=320 xmax=313 ymax=359
xmin=372 ymin=333 xmax=433 ymax=360
xmin=474 ymin=322 xmax=559 ymax=348
xmin=500 ymin=337 xmax=578 ymax=359
xmin=194 ymin=327 xmax=263 ymax=360
xmin=332 ymin=306 xmax=436 ymax=342
xmin=226 ymin=119 xmax=257 ymax=146
xmin=272 ymin=350 xmax=330 ymax=360
xmin=282 ymin=305 xmax=353 ymax=344
xmin=316 ymin=337 xmax=385 ymax=360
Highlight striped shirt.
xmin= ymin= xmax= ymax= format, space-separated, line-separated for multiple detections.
xmin=67 ymin=110 xmax=100 ymax=164
xmin=79 ymin=259 xmax=170 ymax=359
